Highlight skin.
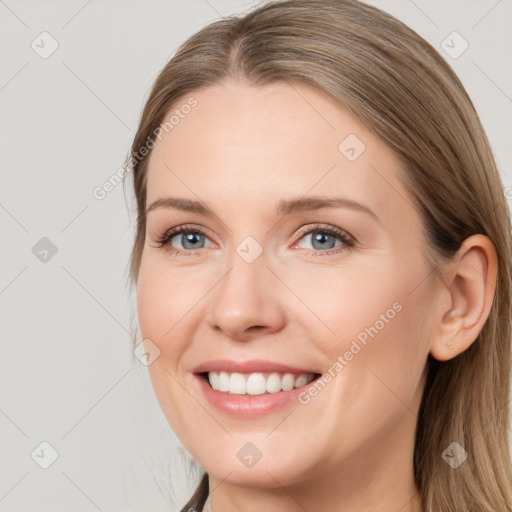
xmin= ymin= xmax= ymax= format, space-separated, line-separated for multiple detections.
xmin=136 ymin=79 xmax=497 ymax=512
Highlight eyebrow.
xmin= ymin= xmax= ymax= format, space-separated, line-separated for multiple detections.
xmin=145 ymin=196 xmax=379 ymax=222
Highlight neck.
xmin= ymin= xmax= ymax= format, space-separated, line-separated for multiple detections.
xmin=209 ymin=471 xmax=422 ymax=511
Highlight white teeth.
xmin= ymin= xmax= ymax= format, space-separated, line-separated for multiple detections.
xmin=209 ymin=371 xmax=219 ymax=390
xmin=266 ymin=372 xmax=282 ymax=393
xmin=218 ymin=371 xmax=230 ymax=392
xmin=229 ymin=373 xmax=246 ymax=394
xmin=246 ymin=373 xmax=267 ymax=395
xmin=207 ymin=371 xmax=316 ymax=395
xmin=281 ymin=373 xmax=295 ymax=391
xmin=294 ymin=375 xmax=308 ymax=388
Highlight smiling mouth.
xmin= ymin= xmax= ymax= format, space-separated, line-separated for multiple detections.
xmin=200 ymin=371 xmax=321 ymax=396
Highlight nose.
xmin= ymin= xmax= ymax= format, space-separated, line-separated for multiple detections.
xmin=205 ymin=250 xmax=286 ymax=342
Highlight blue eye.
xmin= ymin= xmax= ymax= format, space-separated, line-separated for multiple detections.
xmin=174 ymin=231 xmax=206 ymax=250
xmin=292 ymin=224 xmax=355 ymax=254
xmin=154 ymin=225 xmax=213 ymax=255
xmin=299 ymin=231 xmax=340 ymax=251
xmin=153 ymin=223 xmax=355 ymax=256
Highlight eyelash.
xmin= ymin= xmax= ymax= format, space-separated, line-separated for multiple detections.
xmin=152 ymin=223 xmax=356 ymax=257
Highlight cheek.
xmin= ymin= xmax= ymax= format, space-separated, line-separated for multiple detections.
xmin=289 ymin=254 xmax=432 ymax=409
xmin=136 ymin=262 xmax=196 ymax=422
xmin=136 ymin=263 xmax=211 ymax=442
xmin=325 ymin=261 xmax=433 ymax=416
xmin=137 ymin=271 xmax=173 ymax=359
xmin=300 ymin=277 xmax=432 ymax=466
xmin=280 ymin=258 xmax=419 ymax=353
xmin=136 ymin=261 xmax=206 ymax=353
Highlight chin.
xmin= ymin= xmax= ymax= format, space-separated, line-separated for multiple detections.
xmin=197 ymin=452 xmax=311 ymax=489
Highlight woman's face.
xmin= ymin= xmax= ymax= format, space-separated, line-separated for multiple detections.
xmin=137 ymin=79 xmax=440 ymax=488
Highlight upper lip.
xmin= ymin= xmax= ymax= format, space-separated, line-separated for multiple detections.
xmin=192 ymin=359 xmax=319 ymax=375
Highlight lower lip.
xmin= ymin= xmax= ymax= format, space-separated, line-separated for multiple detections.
xmin=194 ymin=373 xmax=318 ymax=418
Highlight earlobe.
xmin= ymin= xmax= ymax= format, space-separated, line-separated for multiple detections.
xmin=429 ymin=234 xmax=497 ymax=362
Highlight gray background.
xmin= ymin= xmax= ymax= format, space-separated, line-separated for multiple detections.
xmin=1 ymin=0 xmax=511 ymax=511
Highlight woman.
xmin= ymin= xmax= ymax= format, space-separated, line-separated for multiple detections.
xmin=125 ymin=0 xmax=512 ymax=510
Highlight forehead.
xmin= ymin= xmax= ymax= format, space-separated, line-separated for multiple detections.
xmin=145 ymin=80 xmax=412 ymax=224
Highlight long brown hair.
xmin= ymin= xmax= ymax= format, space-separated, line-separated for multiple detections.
xmin=124 ymin=1 xmax=512 ymax=510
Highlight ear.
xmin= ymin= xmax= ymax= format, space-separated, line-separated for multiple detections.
xmin=429 ymin=234 xmax=498 ymax=362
